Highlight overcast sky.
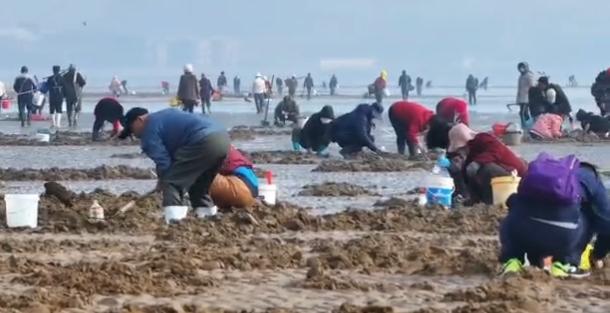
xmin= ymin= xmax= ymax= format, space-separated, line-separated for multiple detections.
xmin=1 ymin=0 xmax=608 ymax=87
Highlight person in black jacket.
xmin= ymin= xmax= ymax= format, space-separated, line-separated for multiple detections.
xmin=199 ymin=74 xmax=214 ymax=114
xmin=46 ymin=65 xmax=65 ymax=128
xmin=591 ymin=68 xmax=610 ymax=116
xmin=92 ymin=97 xmax=124 ymax=141
xmin=62 ymin=64 xmax=86 ymax=127
xmin=538 ymin=76 xmax=573 ymax=124
xmin=13 ymin=66 xmax=36 ymax=127
xmin=576 ymin=109 xmax=610 ymax=137
xmin=330 ymin=103 xmax=383 ymax=157
xmin=398 ymin=70 xmax=412 ymax=100
xmin=295 ymin=105 xmax=335 ymax=155
xmin=274 ymin=96 xmax=299 ymax=127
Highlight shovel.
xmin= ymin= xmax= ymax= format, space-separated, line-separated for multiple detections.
xmin=112 ymin=190 xmax=157 ymax=218
xmin=261 ymin=75 xmax=275 ymax=127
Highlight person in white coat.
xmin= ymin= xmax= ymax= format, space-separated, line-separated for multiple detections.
xmin=516 ymin=62 xmax=536 ymax=129
xmin=252 ymin=73 xmax=266 ymax=114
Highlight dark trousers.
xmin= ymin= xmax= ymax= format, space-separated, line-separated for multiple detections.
xmin=289 ymin=89 xmax=296 ymax=98
xmin=518 ymin=103 xmax=531 ymax=129
xmin=182 ymin=99 xmax=197 ymax=113
xmin=467 ymin=163 xmax=510 ymax=205
xmin=201 ymin=97 xmax=211 ymax=114
xmin=330 ymin=87 xmax=336 ymax=96
xmin=254 ymin=93 xmax=265 ymax=114
xmin=306 ymin=87 xmax=312 ymax=100
xmin=92 ymin=118 xmax=105 ymax=140
xmin=401 ymin=87 xmax=409 ymax=100
xmin=388 ymin=107 xmax=416 ymax=156
xmin=66 ymin=98 xmax=78 ymax=126
xmin=339 ymin=145 xmax=363 ymax=157
xmin=17 ymin=97 xmax=33 ymax=127
xmin=49 ymin=100 xmax=62 ymax=114
xmin=468 ymin=90 xmax=477 ymax=105
xmin=161 ymin=132 xmax=230 ymax=208
xmin=374 ymin=91 xmax=383 ymax=105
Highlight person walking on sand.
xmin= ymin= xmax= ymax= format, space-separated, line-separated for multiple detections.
xmin=109 ymin=76 xmax=122 ymax=97
xmin=233 ymin=75 xmax=241 ymax=95
xmin=13 ymin=66 xmax=37 ymax=127
xmin=46 ymin=65 xmax=65 ymax=128
xmin=466 ymin=74 xmax=478 ymax=105
xmin=199 ymin=74 xmax=214 ymax=114
xmin=516 ymin=62 xmax=536 ymax=128
xmin=398 ymin=70 xmax=412 ymax=100
xmin=119 ymin=107 xmax=230 ymax=220
xmin=62 ymin=64 xmax=86 ymax=127
xmin=177 ymin=64 xmax=200 ymax=113
xmin=329 ymin=74 xmax=338 ymax=96
xmin=217 ymin=71 xmax=228 ymax=94
xmin=92 ymin=97 xmax=124 ymax=141
xmin=286 ymin=75 xmax=298 ymax=98
xmin=252 ymin=73 xmax=266 ymax=114
xmin=304 ymin=73 xmax=314 ymax=100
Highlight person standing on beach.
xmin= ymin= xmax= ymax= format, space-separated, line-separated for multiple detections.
xmin=516 ymin=62 xmax=536 ymax=128
xmin=92 ymin=97 xmax=124 ymax=141
xmin=276 ymin=77 xmax=284 ymax=96
xmin=62 ymin=64 xmax=86 ymax=127
xmin=286 ymin=75 xmax=298 ymax=98
xmin=466 ymin=74 xmax=478 ymax=105
xmin=119 ymin=107 xmax=230 ymax=220
xmin=304 ymin=73 xmax=314 ymax=100
xmin=233 ymin=75 xmax=241 ymax=95
xmin=177 ymin=64 xmax=200 ymax=113
xmin=217 ymin=71 xmax=228 ymax=94
xmin=109 ymin=76 xmax=122 ymax=97
xmin=252 ymin=73 xmax=266 ymax=114
xmin=199 ymin=74 xmax=214 ymax=114
xmin=46 ymin=65 xmax=65 ymax=128
xmin=13 ymin=66 xmax=37 ymax=127
xmin=329 ymin=74 xmax=338 ymax=96
xmin=398 ymin=70 xmax=412 ymax=100
xmin=373 ymin=71 xmax=388 ymax=105
xmin=416 ymin=77 xmax=424 ymax=97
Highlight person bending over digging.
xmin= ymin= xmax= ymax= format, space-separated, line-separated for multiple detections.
xmin=500 ymin=156 xmax=610 ymax=278
xmin=92 ymin=97 xmax=124 ymax=141
xmin=330 ymin=102 xmax=383 ymax=157
xmin=209 ymin=146 xmax=259 ymax=208
xmin=293 ymin=105 xmax=335 ymax=155
xmin=119 ymin=107 xmax=229 ymax=220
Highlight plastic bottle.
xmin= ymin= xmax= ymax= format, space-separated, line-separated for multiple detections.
xmin=432 ymin=149 xmax=451 ymax=177
xmin=417 ymin=188 xmax=428 ymax=207
xmin=89 ymin=200 xmax=105 ymax=220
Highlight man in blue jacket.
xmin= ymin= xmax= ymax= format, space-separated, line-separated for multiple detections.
xmin=119 ymin=108 xmax=230 ymax=220
xmin=330 ymin=103 xmax=383 ymax=157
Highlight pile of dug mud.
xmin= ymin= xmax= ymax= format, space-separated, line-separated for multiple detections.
xmin=242 ymin=150 xmax=318 ymax=165
xmin=229 ymin=125 xmax=293 ymax=141
xmin=313 ymin=152 xmax=432 ymax=172
xmin=0 ymin=165 xmax=156 ymax=181
xmin=0 ymin=132 xmax=139 ymax=146
xmin=298 ymin=182 xmax=379 ymax=197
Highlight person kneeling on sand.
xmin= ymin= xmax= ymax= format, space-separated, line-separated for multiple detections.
xmin=447 ymin=124 xmax=527 ymax=205
xmin=576 ymin=109 xmax=610 ymax=138
xmin=292 ymin=105 xmax=334 ymax=155
xmin=119 ymin=107 xmax=229 ymax=219
xmin=92 ymin=97 xmax=124 ymax=141
xmin=209 ymin=146 xmax=258 ymax=208
xmin=500 ymin=156 xmax=610 ymax=278
xmin=528 ymin=113 xmax=563 ymax=140
xmin=330 ymin=103 xmax=384 ymax=157
xmin=274 ymin=96 xmax=300 ymax=127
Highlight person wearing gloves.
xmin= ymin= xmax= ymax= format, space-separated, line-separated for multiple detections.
xmin=500 ymin=157 xmax=610 ymax=278
xmin=447 ymin=124 xmax=527 ymax=205
xmin=46 ymin=65 xmax=65 ymax=128
xmin=274 ymin=96 xmax=300 ymax=127
xmin=294 ymin=105 xmax=335 ymax=155
xmin=529 ymin=113 xmax=564 ymax=140
xmin=119 ymin=108 xmax=229 ymax=220
xmin=252 ymin=73 xmax=266 ymax=114
xmin=92 ymin=97 xmax=124 ymax=141
xmin=388 ymin=101 xmax=434 ymax=157
xmin=436 ymin=97 xmax=470 ymax=125
xmin=177 ymin=64 xmax=200 ymax=113
xmin=331 ymin=103 xmax=384 ymax=157
xmin=516 ymin=62 xmax=537 ymax=128
xmin=210 ymin=146 xmax=258 ymax=208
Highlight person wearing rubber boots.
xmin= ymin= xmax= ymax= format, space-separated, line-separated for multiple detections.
xmin=119 ymin=107 xmax=229 ymax=221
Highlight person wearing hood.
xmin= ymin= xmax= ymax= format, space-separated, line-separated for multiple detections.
xmin=447 ymin=124 xmax=527 ymax=205
xmin=576 ymin=109 xmax=610 ymax=137
xmin=398 ymin=70 xmax=412 ymax=100
xmin=436 ymin=97 xmax=470 ymax=125
xmin=295 ymin=105 xmax=335 ymax=155
xmin=119 ymin=107 xmax=229 ymax=220
xmin=591 ymin=68 xmax=610 ymax=116
xmin=329 ymin=75 xmax=338 ymax=96
xmin=388 ymin=101 xmax=434 ymax=157
xmin=373 ymin=71 xmax=388 ymax=104
xmin=274 ymin=96 xmax=300 ymax=127
xmin=286 ymin=75 xmax=298 ymax=98
xmin=46 ymin=65 xmax=65 ymax=128
xmin=252 ymin=73 xmax=266 ymax=114
xmin=516 ymin=62 xmax=537 ymax=128
xmin=304 ymin=73 xmax=314 ymax=100
xmin=92 ymin=97 xmax=124 ymax=141
xmin=13 ymin=66 xmax=37 ymax=127
xmin=109 ymin=76 xmax=122 ymax=97
xmin=466 ymin=75 xmax=478 ymax=105
xmin=199 ymin=74 xmax=214 ymax=114
xmin=331 ymin=103 xmax=384 ymax=157
xmin=210 ymin=145 xmax=259 ymax=208
xmin=535 ymin=76 xmax=573 ymax=126
xmin=62 ymin=64 xmax=86 ymax=127
xmin=177 ymin=64 xmax=200 ymax=113
xmin=217 ymin=71 xmax=227 ymax=93
xmin=500 ymin=159 xmax=610 ymax=278
xmin=233 ymin=76 xmax=241 ymax=95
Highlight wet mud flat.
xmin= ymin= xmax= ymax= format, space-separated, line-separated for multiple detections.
xmin=298 ymin=182 xmax=379 ymax=197
xmin=229 ymin=126 xmax=293 ymax=141
xmin=313 ymin=153 xmax=432 ymax=173
xmin=0 ymin=184 xmax=608 ymax=313
xmin=0 ymin=132 xmax=139 ymax=146
xmin=0 ymin=165 xmax=155 ymax=181
xmin=241 ymin=150 xmax=319 ymax=165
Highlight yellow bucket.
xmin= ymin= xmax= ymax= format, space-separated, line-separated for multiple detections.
xmin=491 ymin=175 xmax=521 ymax=208
xmin=169 ymin=97 xmax=182 ymax=107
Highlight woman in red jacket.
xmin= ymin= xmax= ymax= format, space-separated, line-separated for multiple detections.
xmin=436 ymin=97 xmax=470 ymax=125
xmin=388 ymin=101 xmax=434 ymax=156
xmin=448 ymin=124 xmax=527 ymax=204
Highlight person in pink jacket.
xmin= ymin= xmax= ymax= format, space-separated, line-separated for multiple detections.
xmin=529 ymin=113 xmax=563 ymax=140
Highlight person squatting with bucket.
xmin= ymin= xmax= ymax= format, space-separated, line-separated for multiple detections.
xmin=500 ymin=153 xmax=610 ymax=279
xmin=119 ymin=107 xmax=229 ymax=221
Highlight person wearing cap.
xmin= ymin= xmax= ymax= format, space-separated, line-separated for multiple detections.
xmin=252 ymin=73 xmax=266 ymax=114
xmin=13 ymin=66 xmax=37 ymax=127
xmin=436 ymin=97 xmax=470 ymax=126
xmin=210 ymin=145 xmax=258 ymax=208
xmin=447 ymin=124 xmax=527 ymax=205
xmin=46 ymin=65 xmax=65 ymax=128
xmin=92 ymin=97 xmax=124 ymax=141
xmin=304 ymin=73 xmax=314 ymax=100
xmin=388 ymin=101 xmax=434 ymax=157
xmin=119 ymin=107 xmax=229 ymax=219
xmin=274 ymin=96 xmax=300 ymax=127
xmin=178 ymin=64 xmax=200 ymax=113
xmin=286 ymin=75 xmax=298 ymax=98
xmin=294 ymin=105 xmax=335 ymax=155
xmin=330 ymin=103 xmax=383 ymax=157
xmin=62 ymin=64 xmax=86 ymax=127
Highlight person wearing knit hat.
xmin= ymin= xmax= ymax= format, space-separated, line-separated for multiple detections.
xmin=178 ymin=64 xmax=200 ymax=113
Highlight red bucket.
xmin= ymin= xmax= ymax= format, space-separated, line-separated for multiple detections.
xmin=1 ymin=99 xmax=11 ymax=110
xmin=492 ymin=123 xmax=510 ymax=137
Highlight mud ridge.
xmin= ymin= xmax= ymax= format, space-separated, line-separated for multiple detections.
xmin=313 ymin=153 xmax=432 ymax=172
xmin=298 ymin=182 xmax=379 ymax=197
xmin=0 ymin=165 xmax=155 ymax=181
xmin=0 ymin=132 xmax=139 ymax=146
xmin=242 ymin=150 xmax=318 ymax=165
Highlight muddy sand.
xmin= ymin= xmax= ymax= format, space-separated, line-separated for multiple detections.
xmin=0 ymin=165 xmax=155 ymax=181
xmin=242 ymin=150 xmax=319 ymax=165
xmin=0 ymin=132 xmax=139 ymax=146
xmin=298 ymin=182 xmax=379 ymax=197
xmin=313 ymin=153 xmax=432 ymax=172
xmin=229 ymin=126 xmax=293 ymax=141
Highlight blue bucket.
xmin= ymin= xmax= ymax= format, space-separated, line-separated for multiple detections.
xmin=426 ymin=176 xmax=455 ymax=208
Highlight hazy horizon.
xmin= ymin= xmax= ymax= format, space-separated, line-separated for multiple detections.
xmin=1 ymin=0 xmax=608 ymax=88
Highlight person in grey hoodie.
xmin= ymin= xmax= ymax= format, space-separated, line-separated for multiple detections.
xmin=178 ymin=64 xmax=200 ymax=113
xmin=516 ymin=62 xmax=536 ymax=128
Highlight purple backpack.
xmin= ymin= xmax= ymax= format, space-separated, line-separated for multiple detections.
xmin=518 ymin=153 xmax=581 ymax=205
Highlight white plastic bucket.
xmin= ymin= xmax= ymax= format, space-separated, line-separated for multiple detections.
xmin=5 ymin=194 xmax=40 ymax=228
xmin=426 ymin=176 xmax=455 ymax=208
xmin=163 ymin=206 xmax=188 ymax=224
xmin=259 ymin=184 xmax=277 ymax=206
xmin=35 ymin=133 xmax=50 ymax=142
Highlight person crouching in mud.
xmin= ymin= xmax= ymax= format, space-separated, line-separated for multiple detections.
xmin=292 ymin=105 xmax=334 ymax=156
xmin=500 ymin=156 xmax=610 ymax=278
xmin=388 ymin=101 xmax=434 ymax=158
xmin=209 ymin=146 xmax=258 ymax=208
xmin=119 ymin=107 xmax=229 ymax=220
xmin=576 ymin=109 xmax=610 ymax=138
xmin=529 ymin=113 xmax=564 ymax=140
xmin=330 ymin=103 xmax=383 ymax=157
xmin=92 ymin=97 xmax=124 ymax=141
xmin=274 ymin=96 xmax=300 ymax=127
xmin=447 ymin=124 xmax=527 ymax=205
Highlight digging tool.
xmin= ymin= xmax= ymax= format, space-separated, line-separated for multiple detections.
xmin=261 ymin=75 xmax=275 ymax=127
xmin=113 ymin=189 xmax=157 ymax=217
